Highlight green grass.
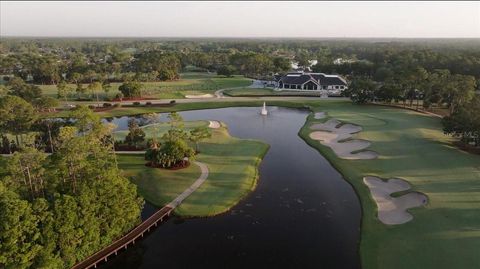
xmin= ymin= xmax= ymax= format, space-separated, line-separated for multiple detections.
xmin=223 ymin=88 xmax=277 ymax=96
xmin=223 ymin=87 xmax=323 ymax=97
xmin=118 ymin=124 xmax=269 ymax=217
xmin=46 ymin=99 xmax=311 ymax=118
xmin=38 ymin=74 xmax=250 ymax=100
xmin=113 ymin=120 xmax=209 ymax=142
xmin=177 ymin=72 xmax=217 ymax=79
xmin=298 ymin=101 xmax=480 ymax=269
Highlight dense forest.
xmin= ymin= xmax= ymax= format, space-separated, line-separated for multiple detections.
xmin=0 ymin=103 xmax=143 ymax=268
xmin=1 ymin=38 xmax=479 ymax=84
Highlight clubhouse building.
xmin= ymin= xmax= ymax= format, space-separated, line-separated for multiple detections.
xmin=274 ymin=72 xmax=348 ymax=96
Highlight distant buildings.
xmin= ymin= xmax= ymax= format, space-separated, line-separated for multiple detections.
xmin=333 ymin=57 xmax=372 ymax=65
xmin=290 ymin=60 xmax=318 ymax=71
xmin=273 ymin=71 xmax=347 ymax=96
xmin=333 ymin=58 xmax=357 ymax=65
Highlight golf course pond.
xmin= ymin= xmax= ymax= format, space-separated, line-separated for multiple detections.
xmin=101 ymin=106 xmax=361 ymax=269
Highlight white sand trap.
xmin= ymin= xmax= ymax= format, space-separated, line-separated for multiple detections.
xmin=314 ymin=112 xmax=326 ymax=119
xmin=208 ymin=120 xmax=221 ymax=129
xmin=309 ymin=119 xmax=377 ymax=160
xmin=337 ymin=123 xmax=362 ymax=134
xmin=311 ymin=119 xmax=361 ymax=134
xmin=364 ymin=176 xmax=428 ymax=225
xmin=185 ymin=94 xmax=214 ymax=99
xmin=310 ymin=119 xmax=341 ymax=132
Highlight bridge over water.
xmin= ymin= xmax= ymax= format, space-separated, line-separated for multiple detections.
xmin=71 ymin=161 xmax=209 ymax=269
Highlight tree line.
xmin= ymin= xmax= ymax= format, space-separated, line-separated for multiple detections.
xmin=345 ymin=69 xmax=479 ymax=147
xmin=3 ymin=38 xmax=479 ymax=84
xmin=0 ymin=105 xmax=143 ymax=268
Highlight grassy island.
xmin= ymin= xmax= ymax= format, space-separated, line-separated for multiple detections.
xmin=118 ymin=122 xmax=269 ymax=217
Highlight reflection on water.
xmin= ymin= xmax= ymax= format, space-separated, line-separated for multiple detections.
xmin=101 ymin=107 xmax=361 ymax=269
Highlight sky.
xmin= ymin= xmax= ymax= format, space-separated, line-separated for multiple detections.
xmin=1 ymin=1 xmax=479 ymax=38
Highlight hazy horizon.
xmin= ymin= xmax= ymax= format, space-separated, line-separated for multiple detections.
xmin=1 ymin=1 xmax=479 ymax=38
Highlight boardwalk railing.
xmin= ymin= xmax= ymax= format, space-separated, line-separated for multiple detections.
xmin=71 ymin=161 xmax=209 ymax=269
xmin=71 ymin=206 xmax=173 ymax=269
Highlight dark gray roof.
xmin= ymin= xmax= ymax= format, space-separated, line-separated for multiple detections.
xmin=279 ymin=72 xmax=347 ymax=86
xmin=279 ymin=74 xmax=312 ymax=85
xmin=311 ymin=74 xmax=347 ymax=86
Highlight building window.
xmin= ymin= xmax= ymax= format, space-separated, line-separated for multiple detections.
xmin=323 ymin=86 xmax=327 ymax=89
xmin=340 ymin=86 xmax=344 ymax=89
xmin=335 ymin=86 xmax=339 ymax=89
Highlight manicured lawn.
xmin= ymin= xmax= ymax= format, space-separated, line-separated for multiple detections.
xmin=223 ymin=87 xmax=323 ymax=97
xmin=176 ymin=72 xmax=217 ymax=79
xmin=298 ymin=101 xmax=480 ymax=269
xmin=118 ymin=125 xmax=269 ymax=217
xmin=113 ymin=120 xmax=209 ymax=142
xmin=223 ymin=88 xmax=277 ymax=96
xmin=38 ymin=74 xmax=250 ymax=100
xmin=45 ymin=100 xmax=310 ymax=118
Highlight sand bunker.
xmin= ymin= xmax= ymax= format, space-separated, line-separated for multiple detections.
xmin=313 ymin=112 xmax=326 ymax=119
xmin=185 ymin=94 xmax=214 ymax=99
xmin=208 ymin=120 xmax=221 ymax=129
xmin=364 ymin=176 xmax=428 ymax=225
xmin=309 ymin=119 xmax=377 ymax=160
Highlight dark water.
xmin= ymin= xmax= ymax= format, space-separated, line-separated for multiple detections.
xmin=101 ymin=107 xmax=361 ymax=269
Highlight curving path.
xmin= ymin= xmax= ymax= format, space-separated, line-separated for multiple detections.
xmin=71 ymin=161 xmax=209 ymax=269
xmin=214 ymin=86 xmax=245 ymax=98
xmin=166 ymin=161 xmax=209 ymax=208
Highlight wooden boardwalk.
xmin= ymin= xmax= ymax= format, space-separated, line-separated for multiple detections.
xmin=71 ymin=161 xmax=209 ymax=269
xmin=71 ymin=206 xmax=173 ymax=269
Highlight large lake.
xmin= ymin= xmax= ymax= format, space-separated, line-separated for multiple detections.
xmin=101 ymin=106 xmax=361 ymax=269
